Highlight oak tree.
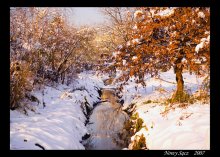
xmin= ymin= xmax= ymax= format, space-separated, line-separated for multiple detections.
xmin=109 ymin=7 xmax=210 ymax=99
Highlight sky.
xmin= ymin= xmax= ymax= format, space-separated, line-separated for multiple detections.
xmin=69 ymin=7 xmax=106 ymax=27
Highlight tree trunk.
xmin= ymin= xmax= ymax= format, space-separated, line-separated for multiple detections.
xmin=172 ymin=61 xmax=187 ymax=103
xmin=173 ymin=49 xmax=185 ymax=95
xmin=175 ymin=65 xmax=184 ymax=95
xmin=174 ymin=63 xmax=184 ymax=95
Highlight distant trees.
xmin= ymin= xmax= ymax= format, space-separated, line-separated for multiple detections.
xmin=107 ymin=7 xmax=210 ymax=99
xmin=10 ymin=7 xmax=100 ymax=109
xmin=98 ymin=7 xmax=136 ymax=71
xmin=100 ymin=7 xmax=135 ymax=46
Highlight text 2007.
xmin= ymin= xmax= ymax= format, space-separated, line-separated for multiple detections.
xmin=194 ymin=151 xmax=205 ymax=155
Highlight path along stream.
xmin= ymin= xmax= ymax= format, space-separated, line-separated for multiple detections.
xmin=83 ymin=88 xmax=128 ymax=150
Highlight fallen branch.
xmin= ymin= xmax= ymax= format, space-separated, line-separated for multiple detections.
xmin=35 ymin=143 xmax=45 ymax=150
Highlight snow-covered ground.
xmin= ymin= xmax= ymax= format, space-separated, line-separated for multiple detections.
xmin=10 ymin=72 xmax=104 ymax=150
xmin=10 ymin=69 xmax=210 ymax=150
xmin=121 ymin=68 xmax=207 ymax=107
xmin=120 ymin=69 xmax=210 ymax=150
xmin=135 ymin=103 xmax=210 ymax=150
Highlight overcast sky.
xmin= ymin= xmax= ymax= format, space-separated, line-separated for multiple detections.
xmin=69 ymin=7 xmax=106 ymax=27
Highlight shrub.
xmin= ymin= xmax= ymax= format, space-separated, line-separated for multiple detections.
xmin=135 ymin=118 xmax=144 ymax=132
xmin=10 ymin=61 xmax=33 ymax=109
xmin=130 ymin=113 xmax=144 ymax=132
xmin=132 ymin=134 xmax=147 ymax=150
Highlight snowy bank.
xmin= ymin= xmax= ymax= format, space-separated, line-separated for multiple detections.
xmin=10 ymin=72 xmax=104 ymax=150
xmin=120 ymin=69 xmax=210 ymax=150
xmin=135 ymin=103 xmax=210 ymax=150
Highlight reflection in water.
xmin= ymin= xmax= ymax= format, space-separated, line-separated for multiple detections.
xmin=84 ymin=89 xmax=128 ymax=150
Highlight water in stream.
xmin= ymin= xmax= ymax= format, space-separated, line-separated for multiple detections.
xmin=84 ymin=89 xmax=128 ymax=150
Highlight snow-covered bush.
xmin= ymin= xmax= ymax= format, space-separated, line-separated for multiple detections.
xmin=10 ymin=8 xmax=102 ymax=89
xmin=10 ymin=61 xmax=33 ymax=109
xmin=129 ymin=134 xmax=147 ymax=150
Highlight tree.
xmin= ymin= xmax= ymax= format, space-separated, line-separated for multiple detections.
xmin=98 ymin=7 xmax=136 ymax=73
xmin=100 ymin=7 xmax=135 ymax=44
xmin=108 ymin=7 xmax=210 ymax=100
xmin=10 ymin=7 xmax=101 ymax=109
xmin=10 ymin=7 xmax=101 ymax=83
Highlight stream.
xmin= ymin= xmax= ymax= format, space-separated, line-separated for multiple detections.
xmin=83 ymin=88 xmax=128 ymax=150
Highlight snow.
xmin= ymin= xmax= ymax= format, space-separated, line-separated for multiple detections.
xmin=195 ymin=35 xmax=210 ymax=53
xmin=126 ymin=41 xmax=131 ymax=46
xmin=134 ymin=10 xmax=143 ymax=19
xmin=119 ymin=69 xmax=210 ymax=150
xmin=117 ymin=45 xmax=123 ymax=50
xmin=158 ymin=8 xmax=175 ymax=17
xmin=10 ymin=68 xmax=209 ymax=150
xmin=132 ymin=38 xmax=141 ymax=44
xmin=182 ymin=57 xmax=187 ymax=63
xmin=120 ymin=68 xmax=206 ymax=107
xmin=192 ymin=20 xmax=196 ymax=24
xmin=10 ymin=86 xmax=87 ymax=149
xmin=10 ymin=72 xmax=104 ymax=150
xmin=112 ymin=51 xmax=121 ymax=57
xmin=195 ymin=43 xmax=204 ymax=53
xmin=143 ymin=8 xmax=176 ymax=18
xmin=122 ymin=60 xmax=126 ymax=65
xmin=133 ymin=24 xmax=138 ymax=30
xmin=135 ymin=103 xmax=209 ymax=150
xmin=22 ymin=43 xmax=32 ymax=51
xmin=198 ymin=12 xmax=205 ymax=18
xmin=132 ymin=56 xmax=137 ymax=60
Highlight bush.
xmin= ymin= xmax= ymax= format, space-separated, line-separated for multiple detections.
xmin=10 ymin=61 xmax=33 ymax=109
xmin=131 ymin=112 xmax=139 ymax=120
xmin=130 ymin=113 xmax=144 ymax=132
xmin=135 ymin=118 xmax=144 ymax=132
xmin=131 ymin=134 xmax=147 ymax=150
